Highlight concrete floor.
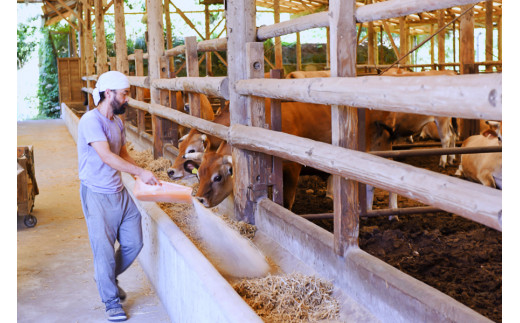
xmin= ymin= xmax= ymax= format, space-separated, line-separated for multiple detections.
xmin=17 ymin=119 xmax=170 ymax=323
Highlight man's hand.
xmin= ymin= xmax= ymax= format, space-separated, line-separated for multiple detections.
xmin=139 ymin=169 xmax=161 ymax=186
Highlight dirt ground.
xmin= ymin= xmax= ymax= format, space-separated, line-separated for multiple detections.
xmin=291 ymin=144 xmax=502 ymax=322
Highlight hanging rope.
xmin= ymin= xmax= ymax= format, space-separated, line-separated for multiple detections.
xmin=379 ymin=4 xmax=477 ymax=75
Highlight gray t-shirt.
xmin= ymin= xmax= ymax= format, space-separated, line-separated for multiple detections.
xmin=77 ymin=109 xmax=126 ymax=193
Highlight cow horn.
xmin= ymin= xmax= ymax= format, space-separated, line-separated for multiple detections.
xmin=223 ymin=155 xmax=233 ymax=165
xmin=179 ymin=134 xmax=189 ymax=143
xmin=184 ymin=152 xmax=204 ymax=161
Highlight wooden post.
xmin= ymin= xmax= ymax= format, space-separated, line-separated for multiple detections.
xmin=269 ymin=69 xmax=283 ymax=206
xmin=367 ymin=0 xmax=375 ymax=69
xmin=296 ymin=32 xmax=302 ymax=71
xmin=164 ymin=0 xmax=174 ymax=74
xmin=460 ymin=4 xmax=478 ymax=139
xmin=430 ymin=24 xmax=435 ymax=67
xmin=134 ymin=49 xmax=146 ymax=135
xmin=77 ymin=2 xmax=85 ymax=87
xmin=110 ymin=56 xmax=117 ymax=70
xmin=399 ymin=16 xmax=408 ymax=65
xmin=244 ymin=42 xmax=269 ymax=216
xmin=485 ymin=1 xmax=493 ymax=72
xmin=94 ymin=0 xmax=109 ymax=75
xmin=185 ymin=36 xmax=201 ymax=118
xmin=497 ymin=14 xmax=501 ymax=63
xmin=329 ymin=0 xmax=360 ymax=256
xmin=438 ymin=10 xmax=445 ymax=70
xmin=84 ymin=5 xmax=95 ymax=108
xmin=114 ymin=0 xmax=129 ymax=75
xmin=226 ymin=0 xmax=257 ymax=222
xmin=69 ymin=28 xmax=77 ymax=57
xmin=147 ymin=0 xmax=165 ymax=158
xmin=205 ymin=3 xmax=213 ymax=76
xmin=159 ymin=56 xmax=176 ymax=144
xmin=274 ymin=0 xmax=283 ymax=70
xmin=326 ymin=27 xmax=330 ymax=69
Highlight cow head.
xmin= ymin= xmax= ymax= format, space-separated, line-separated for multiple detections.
xmin=485 ymin=120 xmax=502 ymax=143
xmin=194 ymin=152 xmax=233 ymax=208
xmin=166 ymin=130 xmax=209 ymax=179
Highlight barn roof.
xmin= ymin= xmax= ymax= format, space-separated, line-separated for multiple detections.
xmin=19 ymin=0 xmax=503 ymax=36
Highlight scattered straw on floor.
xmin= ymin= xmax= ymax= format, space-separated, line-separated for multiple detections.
xmin=232 ymin=273 xmax=340 ymax=322
xmin=128 ymin=144 xmax=341 ymax=322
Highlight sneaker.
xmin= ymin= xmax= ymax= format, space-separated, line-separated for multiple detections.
xmin=106 ymin=307 xmax=127 ymax=322
xmin=117 ymin=283 xmax=127 ymax=302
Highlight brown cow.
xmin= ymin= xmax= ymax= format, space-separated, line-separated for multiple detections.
xmin=455 ymin=121 xmax=502 ymax=189
xmin=189 ymin=101 xmax=395 ymax=209
xmin=285 ymin=70 xmax=331 ymax=79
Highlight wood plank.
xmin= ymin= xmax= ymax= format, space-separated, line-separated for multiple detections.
xmin=134 ymin=49 xmax=146 ymax=135
xmin=185 ymin=36 xmax=201 ymax=120
xmin=269 ymin=69 xmax=284 ymax=206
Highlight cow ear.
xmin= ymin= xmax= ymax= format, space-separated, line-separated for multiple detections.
xmin=179 ymin=134 xmax=189 ymax=143
xmin=223 ymin=155 xmax=233 ymax=165
xmin=201 ymin=134 xmax=207 ymax=143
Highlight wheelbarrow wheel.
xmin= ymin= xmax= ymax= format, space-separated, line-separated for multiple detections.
xmin=24 ymin=214 xmax=37 ymax=228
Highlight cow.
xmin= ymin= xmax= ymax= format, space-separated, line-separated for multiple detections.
xmin=455 ymin=121 xmax=502 ymax=189
xmin=166 ymin=105 xmax=230 ymax=180
xmin=188 ymin=101 xmax=396 ymax=210
xmin=285 ymin=70 xmax=331 ymax=79
xmin=382 ymin=68 xmax=459 ymax=168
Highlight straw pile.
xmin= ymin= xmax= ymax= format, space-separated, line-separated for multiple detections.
xmin=128 ymin=145 xmax=341 ymax=322
xmin=232 ymin=273 xmax=340 ymax=322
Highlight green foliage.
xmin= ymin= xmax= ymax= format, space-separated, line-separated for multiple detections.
xmin=17 ymin=19 xmax=38 ymax=70
xmin=36 ymin=24 xmax=72 ymax=119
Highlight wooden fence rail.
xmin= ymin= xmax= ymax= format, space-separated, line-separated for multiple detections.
xmin=235 ymin=74 xmax=502 ymax=120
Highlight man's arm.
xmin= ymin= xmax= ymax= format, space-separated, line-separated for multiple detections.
xmin=119 ymin=144 xmax=138 ymax=166
xmin=90 ymin=141 xmax=159 ymax=185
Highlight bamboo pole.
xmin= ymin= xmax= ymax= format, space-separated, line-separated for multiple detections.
xmin=94 ymin=0 xmax=109 ymax=75
xmin=329 ymin=0 xmax=360 ymax=255
xmin=235 ymin=74 xmax=502 ymax=120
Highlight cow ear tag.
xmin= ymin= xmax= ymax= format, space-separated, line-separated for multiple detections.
xmin=192 ymin=168 xmax=198 ymax=175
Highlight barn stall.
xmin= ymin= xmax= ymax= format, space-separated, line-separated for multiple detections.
xmin=49 ymin=0 xmax=502 ymax=321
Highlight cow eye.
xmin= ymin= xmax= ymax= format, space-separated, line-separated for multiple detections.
xmin=213 ymin=175 xmax=222 ymax=182
xmin=188 ymin=149 xmax=195 ymax=153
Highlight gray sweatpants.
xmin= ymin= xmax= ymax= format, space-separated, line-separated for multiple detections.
xmin=80 ymin=184 xmax=143 ymax=310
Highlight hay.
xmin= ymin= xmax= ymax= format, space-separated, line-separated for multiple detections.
xmin=128 ymin=144 xmax=341 ymax=322
xmin=232 ymin=273 xmax=340 ymax=322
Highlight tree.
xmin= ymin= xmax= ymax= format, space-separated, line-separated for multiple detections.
xmin=17 ymin=19 xmax=38 ymax=70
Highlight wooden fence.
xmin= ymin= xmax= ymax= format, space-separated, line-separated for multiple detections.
xmin=81 ymin=0 xmax=502 ymax=258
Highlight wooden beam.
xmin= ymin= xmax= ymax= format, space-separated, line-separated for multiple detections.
xmin=103 ymin=0 xmax=114 ymax=14
xmin=164 ymin=0 xmax=174 ymax=74
xmin=56 ymin=0 xmax=85 ymax=26
xmin=134 ymin=49 xmax=146 ymax=135
xmin=79 ymin=0 xmax=94 ymax=13
xmin=296 ymin=32 xmax=302 ymax=71
xmin=169 ymin=1 xmax=205 ymax=40
xmin=438 ymin=10 xmax=446 ymax=70
xmin=185 ymin=36 xmax=201 ymax=118
xmin=94 ymin=0 xmax=109 ymax=75
xmin=204 ymin=3 xmax=212 ymax=76
xmin=459 ymin=4 xmax=477 ymax=139
xmin=485 ymin=1 xmax=493 ymax=72
xmin=381 ymin=20 xmax=400 ymax=60
xmin=274 ymin=0 xmax=283 ymax=69
xmin=44 ymin=0 xmax=79 ymax=31
xmin=114 ymin=0 xmax=129 ymax=75
xmin=84 ymin=4 xmax=95 ymax=108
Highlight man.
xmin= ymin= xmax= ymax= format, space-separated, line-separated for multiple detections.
xmin=77 ymin=71 xmax=159 ymax=321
